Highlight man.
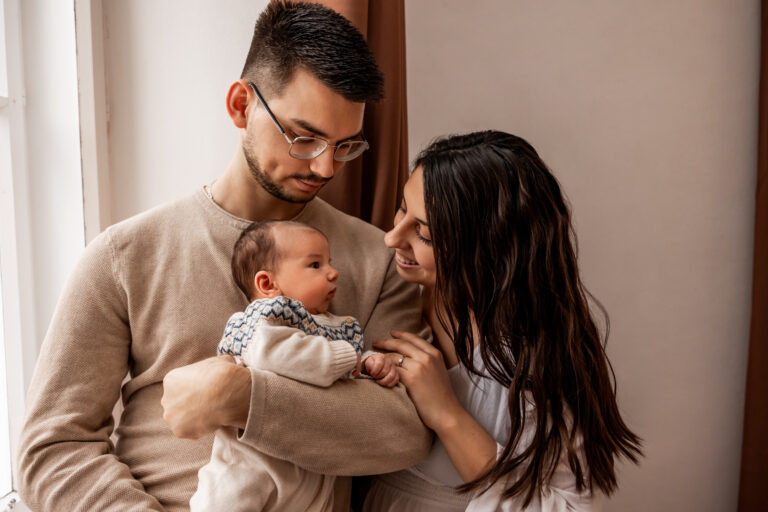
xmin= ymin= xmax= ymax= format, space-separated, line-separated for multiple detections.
xmin=17 ymin=3 xmax=430 ymax=511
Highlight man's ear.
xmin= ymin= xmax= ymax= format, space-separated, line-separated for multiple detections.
xmin=226 ymin=79 xmax=252 ymax=129
xmin=254 ymin=270 xmax=281 ymax=298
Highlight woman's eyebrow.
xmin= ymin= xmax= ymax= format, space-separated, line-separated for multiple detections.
xmin=401 ymin=196 xmax=428 ymax=225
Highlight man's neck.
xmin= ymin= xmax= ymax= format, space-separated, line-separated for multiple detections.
xmin=211 ymin=153 xmax=308 ymax=222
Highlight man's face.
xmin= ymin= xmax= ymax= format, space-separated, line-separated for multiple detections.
xmin=242 ymin=68 xmax=366 ymax=204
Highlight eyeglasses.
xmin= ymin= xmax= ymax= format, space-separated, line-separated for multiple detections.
xmin=247 ymin=81 xmax=370 ymax=162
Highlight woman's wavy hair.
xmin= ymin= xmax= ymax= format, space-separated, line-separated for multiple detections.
xmin=417 ymin=130 xmax=642 ymax=505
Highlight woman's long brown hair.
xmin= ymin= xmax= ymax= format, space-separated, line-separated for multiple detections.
xmin=417 ymin=130 xmax=642 ymax=505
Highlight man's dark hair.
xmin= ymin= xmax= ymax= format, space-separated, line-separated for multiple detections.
xmin=232 ymin=220 xmax=326 ymax=300
xmin=241 ymin=0 xmax=384 ymax=102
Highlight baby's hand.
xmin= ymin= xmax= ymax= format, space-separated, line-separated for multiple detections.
xmin=351 ymin=353 xmax=362 ymax=377
xmin=364 ymin=353 xmax=399 ymax=388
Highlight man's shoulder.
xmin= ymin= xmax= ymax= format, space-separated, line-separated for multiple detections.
xmin=104 ymin=191 xmax=203 ymax=240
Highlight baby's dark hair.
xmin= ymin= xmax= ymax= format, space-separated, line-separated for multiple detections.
xmin=232 ymin=220 xmax=325 ymax=300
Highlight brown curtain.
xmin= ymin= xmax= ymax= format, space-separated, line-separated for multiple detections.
xmin=316 ymin=0 xmax=409 ymax=232
xmin=738 ymin=2 xmax=768 ymax=510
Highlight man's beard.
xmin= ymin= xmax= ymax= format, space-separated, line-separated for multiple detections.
xmin=243 ymin=144 xmax=328 ymax=204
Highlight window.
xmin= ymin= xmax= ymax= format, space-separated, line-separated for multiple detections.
xmin=0 ymin=0 xmax=30 ymax=508
xmin=0 ymin=0 xmax=14 ymax=502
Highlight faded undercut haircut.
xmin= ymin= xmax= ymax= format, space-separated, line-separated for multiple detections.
xmin=240 ymin=0 xmax=384 ymax=102
xmin=231 ymin=220 xmax=326 ymax=301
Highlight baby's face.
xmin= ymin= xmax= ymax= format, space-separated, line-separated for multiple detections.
xmin=272 ymin=227 xmax=339 ymax=314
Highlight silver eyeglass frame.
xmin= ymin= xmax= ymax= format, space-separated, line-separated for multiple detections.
xmin=247 ymin=81 xmax=370 ymax=162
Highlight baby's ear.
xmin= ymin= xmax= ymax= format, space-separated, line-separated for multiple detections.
xmin=254 ymin=271 xmax=281 ymax=298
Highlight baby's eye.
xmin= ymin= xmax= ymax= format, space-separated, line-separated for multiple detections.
xmin=310 ymin=262 xmax=320 ymax=269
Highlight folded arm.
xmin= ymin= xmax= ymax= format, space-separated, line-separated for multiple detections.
xmin=163 ymin=255 xmax=433 ymax=474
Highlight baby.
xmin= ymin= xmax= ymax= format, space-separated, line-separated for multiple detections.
xmin=190 ymin=220 xmax=398 ymax=512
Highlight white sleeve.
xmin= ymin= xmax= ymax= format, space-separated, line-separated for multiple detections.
xmin=465 ymin=442 xmax=604 ymax=512
xmin=240 ymin=323 xmax=359 ymax=387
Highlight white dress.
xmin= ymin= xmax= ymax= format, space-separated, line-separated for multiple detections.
xmin=362 ymin=346 xmax=603 ymax=511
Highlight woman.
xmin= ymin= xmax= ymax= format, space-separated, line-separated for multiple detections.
xmin=364 ymin=131 xmax=642 ymax=511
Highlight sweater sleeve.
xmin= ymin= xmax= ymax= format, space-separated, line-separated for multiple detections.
xmin=240 ymin=324 xmax=359 ymax=387
xmin=16 ymin=233 xmax=165 ymax=511
xmin=237 ymin=254 xmax=433 ymax=476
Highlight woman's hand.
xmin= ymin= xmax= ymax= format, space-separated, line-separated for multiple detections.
xmin=376 ymin=331 xmax=500 ymax=483
xmin=373 ymin=331 xmax=463 ymax=432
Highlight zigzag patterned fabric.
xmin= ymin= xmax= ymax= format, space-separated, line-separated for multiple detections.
xmin=218 ymin=296 xmax=364 ymax=357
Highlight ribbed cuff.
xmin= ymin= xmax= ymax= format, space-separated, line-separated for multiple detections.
xmin=328 ymin=340 xmax=359 ymax=378
xmin=237 ymin=367 xmax=266 ymax=448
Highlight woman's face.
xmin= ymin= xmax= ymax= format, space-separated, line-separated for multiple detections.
xmin=384 ymin=167 xmax=437 ymax=287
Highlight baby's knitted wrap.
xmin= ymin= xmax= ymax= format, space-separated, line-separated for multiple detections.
xmin=217 ymin=296 xmax=364 ymax=357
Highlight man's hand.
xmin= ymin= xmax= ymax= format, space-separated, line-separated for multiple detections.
xmin=161 ymin=355 xmax=251 ymax=439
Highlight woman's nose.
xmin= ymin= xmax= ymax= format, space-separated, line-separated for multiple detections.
xmin=384 ymin=221 xmax=404 ymax=249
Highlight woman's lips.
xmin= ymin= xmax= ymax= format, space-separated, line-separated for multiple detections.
xmin=395 ymin=252 xmax=418 ymax=267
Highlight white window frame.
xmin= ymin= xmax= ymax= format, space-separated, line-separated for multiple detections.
xmin=1 ymin=0 xmax=88 ymax=509
xmin=0 ymin=0 xmax=35 ymax=508
xmin=76 ymin=0 xmax=110 ymax=242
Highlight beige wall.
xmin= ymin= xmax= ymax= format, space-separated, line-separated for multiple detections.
xmin=102 ymin=0 xmax=270 ymax=224
xmin=406 ymin=1 xmax=759 ymax=511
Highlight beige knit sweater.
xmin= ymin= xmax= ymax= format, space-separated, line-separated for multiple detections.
xmin=17 ymin=189 xmax=432 ymax=511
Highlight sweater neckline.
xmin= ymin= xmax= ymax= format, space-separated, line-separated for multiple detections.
xmin=195 ymin=184 xmax=316 ymax=230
